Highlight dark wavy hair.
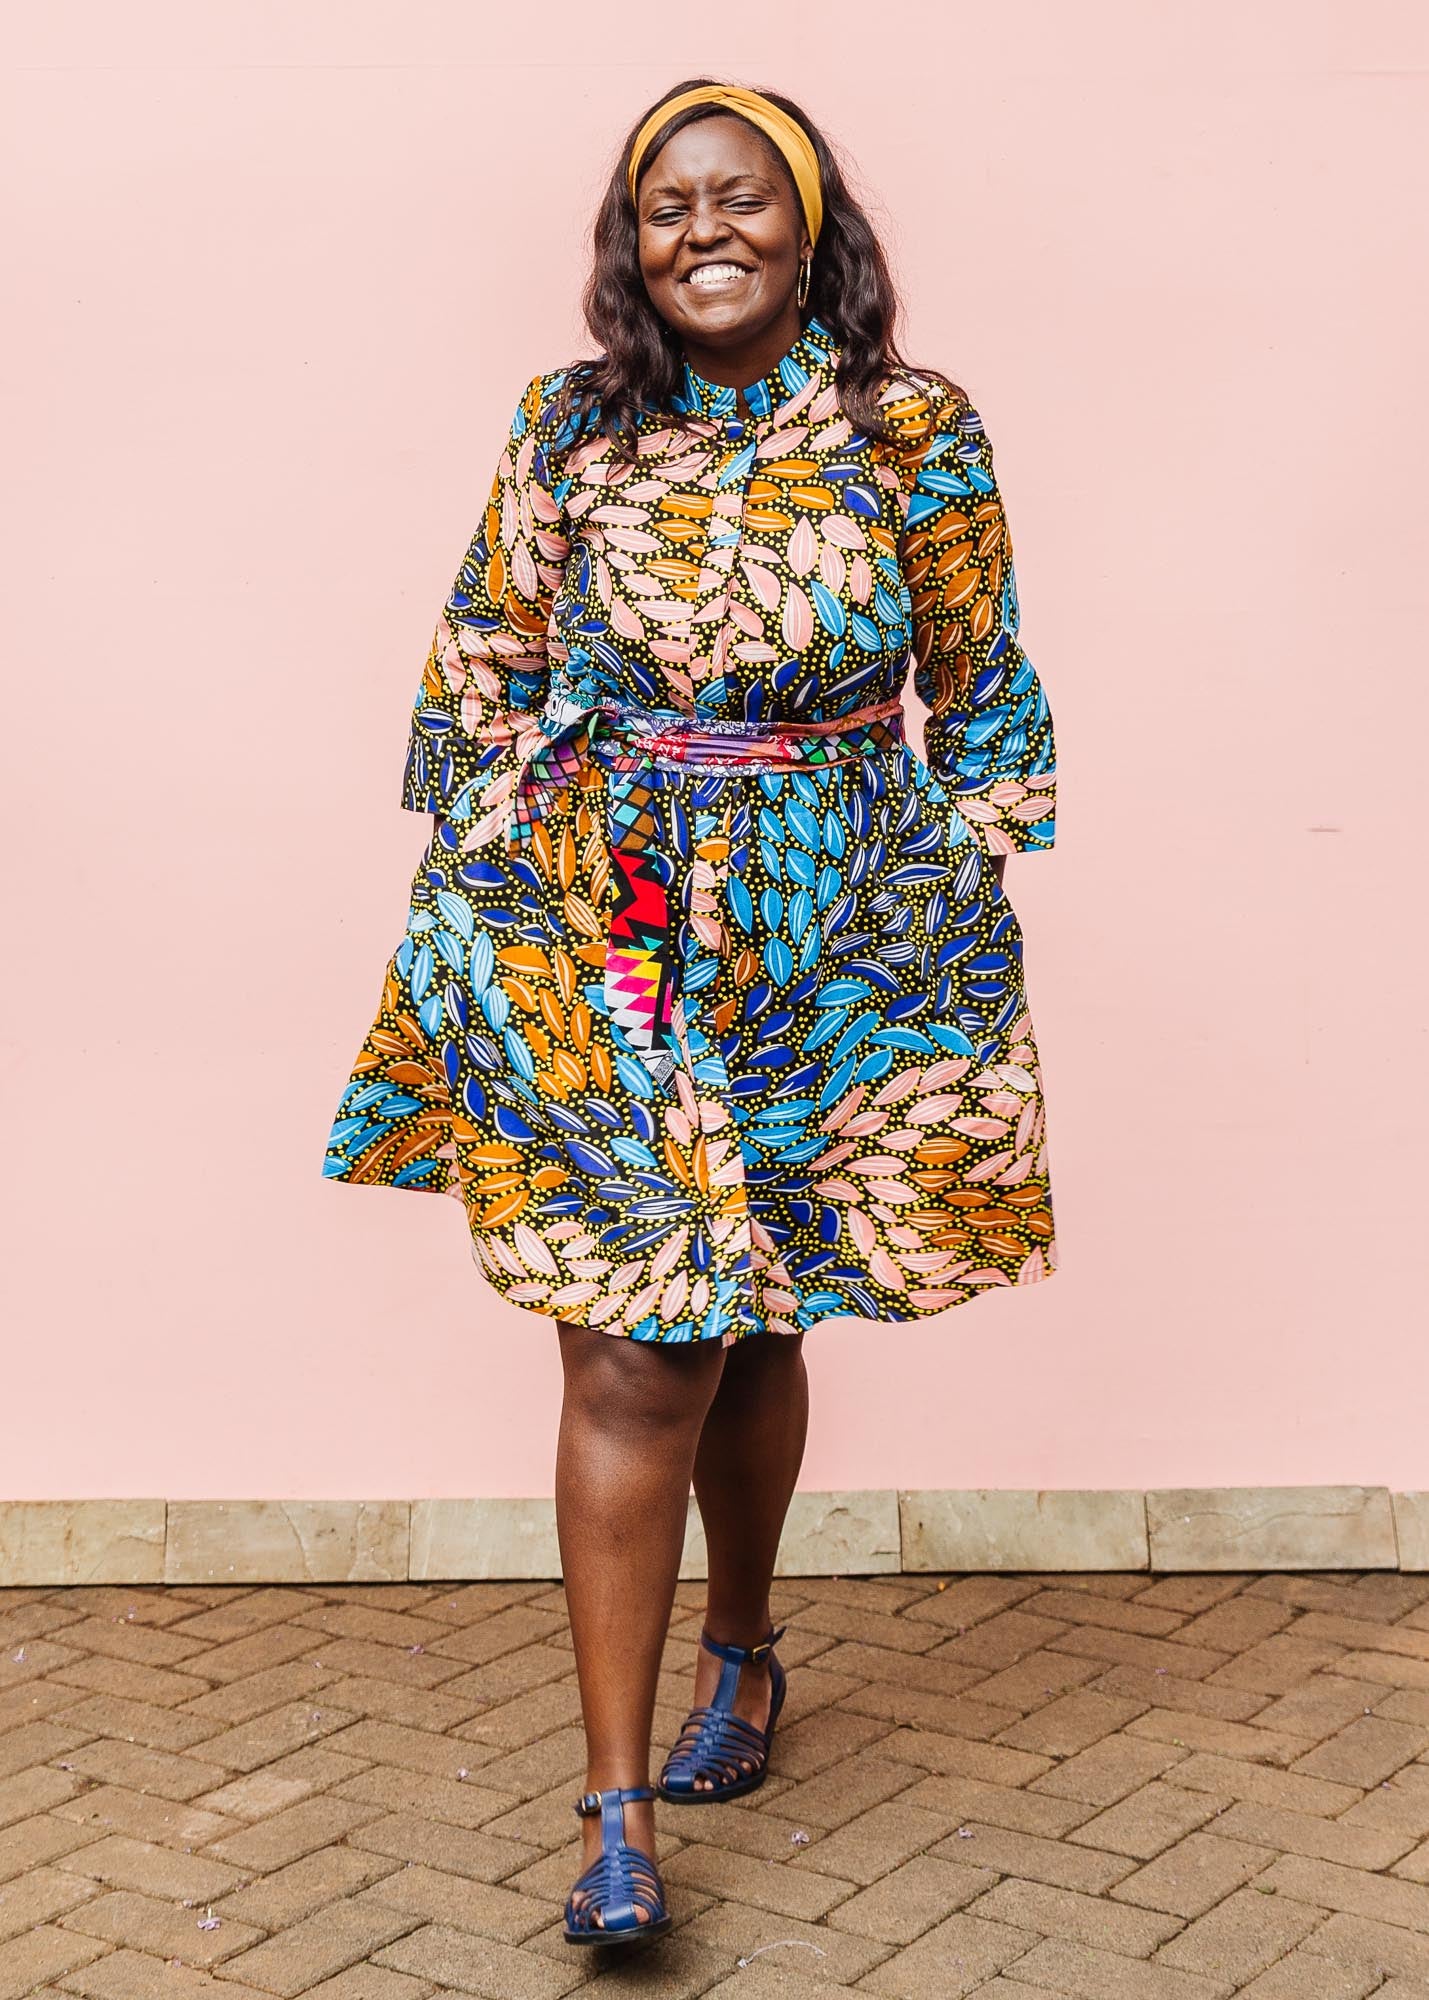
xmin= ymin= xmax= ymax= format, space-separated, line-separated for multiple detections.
xmin=546 ymin=77 xmax=966 ymax=466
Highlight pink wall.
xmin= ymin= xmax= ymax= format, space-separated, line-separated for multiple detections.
xmin=5 ymin=4 xmax=1427 ymax=1501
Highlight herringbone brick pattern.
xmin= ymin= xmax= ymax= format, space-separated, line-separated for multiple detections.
xmin=3 ymin=1571 xmax=1429 ymax=1996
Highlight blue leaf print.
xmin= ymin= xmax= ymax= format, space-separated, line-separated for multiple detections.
xmin=849 ymin=611 xmax=884 ymax=653
xmin=469 ymin=931 xmax=495 ymax=993
xmin=830 ymin=1011 xmax=879 ymax=1063
xmin=808 ymin=577 xmax=847 ymax=638
xmin=614 ymin=1052 xmax=656 ymax=1099
xmin=764 ymin=937 xmax=794 ymax=986
xmin=815 ymin=979 xmax=873 ymax=1008
xmin=503 ymin=1026 xmax=535 ymax=1083
xmin=494 ymin=1103 xmax=536 ymax=1142
xmin=409 ymin=943 xmax=434 ymax=1004
xmin=435 ymin=890 xmax=475 ymax=940
xmin=786 ymin=799 xmax=820 ymax=849
xmin=444 ymin=980 xmax=470 ymax=1031
xmin=817 ymin=1054 xmax=859 ymax=1112
xmin=565 ymin=1137 xmax=618 ymax=1177
xmin=433 ymin=929 xmax=465 ymax=974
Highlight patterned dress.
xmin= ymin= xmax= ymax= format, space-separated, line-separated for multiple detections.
xmin=322 ymin=313 xmax=1058 ymax=1343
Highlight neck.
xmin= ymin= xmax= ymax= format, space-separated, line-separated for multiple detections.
xmin=680 ymin=306 xmax=805 ymax=391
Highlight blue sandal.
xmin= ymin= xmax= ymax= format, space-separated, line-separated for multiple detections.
xmin=562 ymin=1783 xmax=672 ymax=1946
xmin=657 ymin=1622 xmax=788 ymax=1803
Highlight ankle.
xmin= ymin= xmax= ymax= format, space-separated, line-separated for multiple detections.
xmin=702 ymin=1617 xmax=776 ymax=1652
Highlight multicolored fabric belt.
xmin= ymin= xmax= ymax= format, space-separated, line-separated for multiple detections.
xmin=506 ymin=692 xmax=909 ymax=850
xmin=465 ymin=694 xmax=909 ymax=1087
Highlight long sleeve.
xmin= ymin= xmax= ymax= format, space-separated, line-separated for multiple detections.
xmin=400 ymin=369 xmax=570 ymax=819
xmin=905 ymin=387 xmax=1056 ymax=855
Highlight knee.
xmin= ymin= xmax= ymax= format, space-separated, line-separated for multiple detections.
xmin=559 ymin=1325 xmax=723 ymax=1445
xmin=717 ymin=1328 xmax=806 ymax=1396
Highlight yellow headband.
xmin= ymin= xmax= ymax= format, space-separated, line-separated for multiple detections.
xmin=626 ymin=84 xmax=822 ymax=248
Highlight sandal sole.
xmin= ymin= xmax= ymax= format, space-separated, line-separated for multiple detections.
xmin=562 ymin=1912 xmax=674 ymax=1946
xmin=655 ymin=1766 xmax=769 ymax=1803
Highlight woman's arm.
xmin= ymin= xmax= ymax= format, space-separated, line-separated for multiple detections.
xmin=904 ymin=386 xmax=1057 ymax=868
xmin=399 ymin=370 xmax=571 ymax=821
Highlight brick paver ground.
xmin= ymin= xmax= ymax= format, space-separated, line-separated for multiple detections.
xmin=3 ymin=1570 xmax=1429 ymax=1995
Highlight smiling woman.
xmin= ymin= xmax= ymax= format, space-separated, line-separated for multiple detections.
xmin=321 ymin=74 xmax=1058 ymax=1944
xmin=640 ymin=128 xmax=809 ymax=367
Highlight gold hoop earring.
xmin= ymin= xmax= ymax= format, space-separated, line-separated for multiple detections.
xmin=796 ymin=257 xmax=811 ymax=310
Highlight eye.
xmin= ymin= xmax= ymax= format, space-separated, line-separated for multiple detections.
xmin=644 ymin=196 xmax=768 ymax=225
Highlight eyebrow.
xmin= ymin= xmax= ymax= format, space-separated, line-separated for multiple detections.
xmin=642 ymin=172 xmax=778 ymax=201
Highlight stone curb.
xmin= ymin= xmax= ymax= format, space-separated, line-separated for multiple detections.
xmin=1 ymin=1487 xmax=1424 ymax=1585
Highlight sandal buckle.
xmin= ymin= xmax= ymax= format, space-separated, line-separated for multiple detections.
xmin=575 ymin=1789 xmax=602 ymax=1816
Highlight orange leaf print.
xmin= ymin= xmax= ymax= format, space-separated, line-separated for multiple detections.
xmin=557 ymin=827 xmax=577 ymax=890
xmin=552 ymin=947 xmax=578 ymax=1007
xmin=552 ymin=1049 xmax=586 ymax=1091
xmin=480 ymin=1190 xmax=529 ymax=1230
xmin=563 ymin=893 xmax=603 ymax=939
xmin=498 ymin=946 xmax=551 ymax=980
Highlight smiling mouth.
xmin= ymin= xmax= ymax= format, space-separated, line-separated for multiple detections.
xmin=683 ymin=263 xmax=754 ymax=290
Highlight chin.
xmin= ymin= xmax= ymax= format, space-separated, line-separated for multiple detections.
xmin=666 ymin=275 xmax=766 ymax=323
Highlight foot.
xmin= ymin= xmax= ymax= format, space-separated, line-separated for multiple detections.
xmin=567 ymin=1791 xmax=659 ymax=1931
xmin=686 ymin=1632 xmax=776 ymax=1791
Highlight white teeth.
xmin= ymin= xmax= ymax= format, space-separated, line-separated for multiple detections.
xmin=687 ymin=264 xmax=748 ymax=287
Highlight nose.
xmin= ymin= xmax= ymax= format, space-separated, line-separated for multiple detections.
xmin=682 ymin=195 xmax=734 ymax=246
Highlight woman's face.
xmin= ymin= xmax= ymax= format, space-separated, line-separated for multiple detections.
xmin=635 ymin=113 xmax=811 ymax=372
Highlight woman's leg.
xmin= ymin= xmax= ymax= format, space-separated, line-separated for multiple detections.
xmin=683 ymin=1329 xmax=809 ymax=1787
xmin=555 ymin=1319 xmax=727 ymax=1925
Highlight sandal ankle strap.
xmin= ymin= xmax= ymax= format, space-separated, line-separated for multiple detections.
xmin=574 ymin=1782 xmax=656 ymax=1817
xmin=699 ymin=1621 xmax=787 ymax=1665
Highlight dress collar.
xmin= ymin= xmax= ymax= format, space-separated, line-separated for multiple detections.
xmin=671 ymin=312 xmax=839 ymax=423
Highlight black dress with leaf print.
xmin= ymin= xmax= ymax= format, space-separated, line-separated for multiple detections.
xmin=323 ymin=314 xmax=1058 ymax=1343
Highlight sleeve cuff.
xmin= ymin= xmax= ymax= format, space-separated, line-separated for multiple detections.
xmin=947 ymin=770 xmax=1057 ymax=855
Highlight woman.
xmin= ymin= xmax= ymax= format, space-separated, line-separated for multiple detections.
xmin=323 ymin=77 xmax=1058 ymax=1946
